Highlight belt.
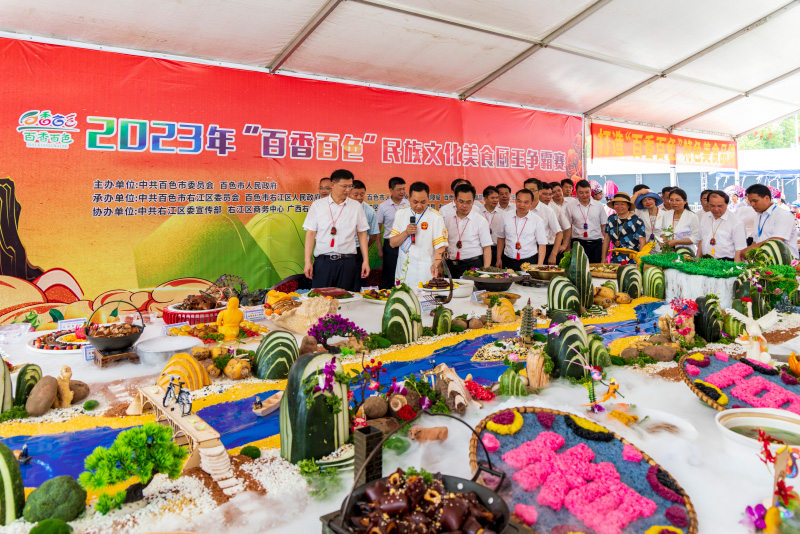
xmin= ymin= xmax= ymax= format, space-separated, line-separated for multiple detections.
xmin=448 ymin=256 xmax=481 ymax=265
xmin=318 ymin=253 xmax=357 ymax=261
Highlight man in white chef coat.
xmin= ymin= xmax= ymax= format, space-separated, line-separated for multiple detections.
xmin=389 ymin=182 xmax=448 ymax=289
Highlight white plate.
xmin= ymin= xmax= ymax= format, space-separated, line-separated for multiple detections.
xmin=302 ymin=292 xmax=362 ymax=303
xmin=418 ymin=285 xmax=460 ymax=293
xmin=361 ymin=296 xmax=387 ymax=304
xmin=27 ymin=338 xmax=84 ymax=354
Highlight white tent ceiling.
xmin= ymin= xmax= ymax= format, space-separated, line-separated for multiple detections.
xmin=2 ymin=0 xmax=800 ymax=138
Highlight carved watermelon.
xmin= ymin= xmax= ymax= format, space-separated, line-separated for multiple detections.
xmin=279 ymin=353 xmax=350 ymax=463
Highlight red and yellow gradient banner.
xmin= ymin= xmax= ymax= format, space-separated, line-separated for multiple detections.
xmin=0 ymin=37 xmax=582 ymax=320
xmin=591 ymin=123 xmax=737 ymax=168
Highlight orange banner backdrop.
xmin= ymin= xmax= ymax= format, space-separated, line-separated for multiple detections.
xmin=0 ymin=37 xmax=582 ymax=324
xmin=591 ymin=123 xmax=737 ymax=169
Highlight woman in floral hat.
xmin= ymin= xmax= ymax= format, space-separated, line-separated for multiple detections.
xmin=602 ymin=192 xmax=645 ymax=264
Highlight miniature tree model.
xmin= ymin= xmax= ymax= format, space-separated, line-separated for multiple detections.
xmin=79 ymin=422 xmax=187 ymax=505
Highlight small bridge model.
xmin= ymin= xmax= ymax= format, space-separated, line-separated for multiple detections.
xmin=134 ymin=386 xmax=244 ymax=496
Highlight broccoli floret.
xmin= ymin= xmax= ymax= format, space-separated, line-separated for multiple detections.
xmin=240 ymin=446 xmax=261 ymax=460
xmin=23 ymin=476 xmax=86 ymax=523
xmin=30 ymin=519 xmax=73 ymax=534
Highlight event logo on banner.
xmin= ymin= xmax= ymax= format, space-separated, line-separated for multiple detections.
xmin=591 ymin=123 xmax=737 ymax=169
xmin=0 ymin=37 xmax=581 ymax=326
xmin=16 ymin=109 xmax=79 ymax=149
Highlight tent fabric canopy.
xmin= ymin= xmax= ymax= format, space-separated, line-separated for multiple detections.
xmin=2 ymin=0 xmax=800 ymax=138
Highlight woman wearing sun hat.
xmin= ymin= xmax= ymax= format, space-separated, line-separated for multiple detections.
xmin=631 ymin=188 xmax=664 ymax=246
xmin=602 ymin=192 xmax=645 ymax=264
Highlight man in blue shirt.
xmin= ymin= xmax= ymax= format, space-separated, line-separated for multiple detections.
xmin=350 ymin=180 xmax=381 ymax=290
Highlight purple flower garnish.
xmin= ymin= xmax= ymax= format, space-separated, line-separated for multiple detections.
xmin=420 ymin=396 xmax=433 ymax=410
xmin=782 ymin=372 xmax=799 ymax=386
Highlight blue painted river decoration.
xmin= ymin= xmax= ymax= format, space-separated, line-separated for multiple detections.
xmin=4 ymin=302 xmax=664 ymax=486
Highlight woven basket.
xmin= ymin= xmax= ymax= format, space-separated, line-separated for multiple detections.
xmin=678 ymin=352 xmax=748 ymax=412
xmin=162 ymin=307 xmax=222 ymax=325
xmin=469 ymin=406 xmax=699 ymax=534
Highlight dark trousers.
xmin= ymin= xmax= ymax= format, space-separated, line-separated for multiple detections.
xmin=573 ymin=238 xmax=603 ymax=264
xmin=356 ymin=247 xmax=369 ymax=291
xmin=446 ymin=256 xmax=482 ymax=280
xmin=718 ymin=257 xmax=735 ymax=262
xmin=381 ymin=240 xmax=399 ymax=289
xmin=545 ymin=244 xmax=555 ymax=264
xmin=502 ymin=253 xmax=537 ymax=273
xmin=312 ymin=254 xmax=360 ymax=292
xmin=490 ymin=245 xmax=498 ymax=267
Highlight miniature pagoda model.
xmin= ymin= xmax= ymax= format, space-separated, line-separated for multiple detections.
xmin=520 ymin=299 xmax=535 ymax=346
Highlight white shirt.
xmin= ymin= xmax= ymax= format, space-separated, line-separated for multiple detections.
xmin=635 ymin=208 xmax=662 ymax=243
xmin=444 ymin=212 xmax=492 ymax=260
xmin=753 ymin=204 xmax=800 ymax=258
xmin=564 ymin=199 xmax=608 ymax=240
xmin=303 ymin=196 xmax=369 ymax=256
xmin=390 ymin=207 xmax=447 ymax=288
xmin=496 ymin=202 xmax=516 ymax=213
xmin=356 ymin=201 xmax=380 ymax=249
xmin=654 ymin=209 xmax=700 ymax=253
xmin=699 ymin=211 xmax=747 ymax=259
xmin=439 ymin=201 xmax=483 ymax=220
xmin=376 ymin=197 xmax=410 ymax=239
xmin=496 ymin=210 xmax=548 ymax=259
xmin=544 ymin=200 xmax=571 ymax=236
xmin=529 ymin=201 xmax=562 ymax=245
xmin=480 ymin=205 xmax=505 ymax=245
xmin=734 ymin=204 xmax=756 ymax=238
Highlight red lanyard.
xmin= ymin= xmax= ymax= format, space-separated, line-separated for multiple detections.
xmin=644 ymin=210 xmax=656 ymax=240
xmin=328 ymin=200 xmax=347 ymax=247
xmin=514 ymin=216 xmax=528 ymax=260
xmin=578 ymin=203 xmax=590 ymax=238
xmin=454 ymin=217 xmax=469 ymax=259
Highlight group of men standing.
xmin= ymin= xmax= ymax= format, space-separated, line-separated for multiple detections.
xmin=303 ymin=171 xmax=799 ymax=292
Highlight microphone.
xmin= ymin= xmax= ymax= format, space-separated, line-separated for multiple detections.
xmin=409 ymin=215 xmax=416 ymax=245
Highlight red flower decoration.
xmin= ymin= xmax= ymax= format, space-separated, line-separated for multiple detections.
xmin=776 ymin=479 xmax=795 ymax=506
xmin=464 ymin=380 xmax=496 ymax=401
xmin=741 ymin=297 xmax=753 ymax=303
xmin=397 ymin=405 xmax=417 ymax=421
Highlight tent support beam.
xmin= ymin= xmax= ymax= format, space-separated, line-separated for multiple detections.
xmin=266 ymin=0 xmax=343 ymax=72
xmin=736 ymin=108 xmax=800 ymax=138
xmin=458 ymin=0 xmax=614 ymax=100
xmin=585 ymin=0 xmax=800 ymax=116
xmin=670 ymin=65 xmax=800 ymax=129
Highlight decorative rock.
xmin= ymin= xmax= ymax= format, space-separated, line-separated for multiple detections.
xmin=642 ymin=344 xmax=677 ymax=362
xmin=363 ymin=395 xmax=388 ymax=419
xmin=404 ymin=388 xmax=421 ymax=412
xmin=299 ymin=335 xmax=320 ymax=355
xmin=479 ymin=315 xmax=488 ymax=324
xmin=26 ymin=376 xmax=58 ymax=416
xmin=468 ymin=318 xmax=483 ymax=330
xmin=452 ymin=318 xmax=468 ymax=330
xmin=367 ymin=417 xmax=400 ymax=435
xmin=68 ymin=380 xmax=90 ymax=403
xmin=648 ymin=334 xmax=670 ymax=345
xmin=620 ymin=347 xmax=641 ymax=360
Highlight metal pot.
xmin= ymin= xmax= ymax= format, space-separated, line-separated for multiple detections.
xmin=323 ymin=411 xmax=527 ymax=534
xmin=135 ymin=335 xmax=204 ymax=366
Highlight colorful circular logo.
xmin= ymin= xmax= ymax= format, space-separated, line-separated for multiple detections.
xmin=421 ymin=222 xmax=428 ymax=230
